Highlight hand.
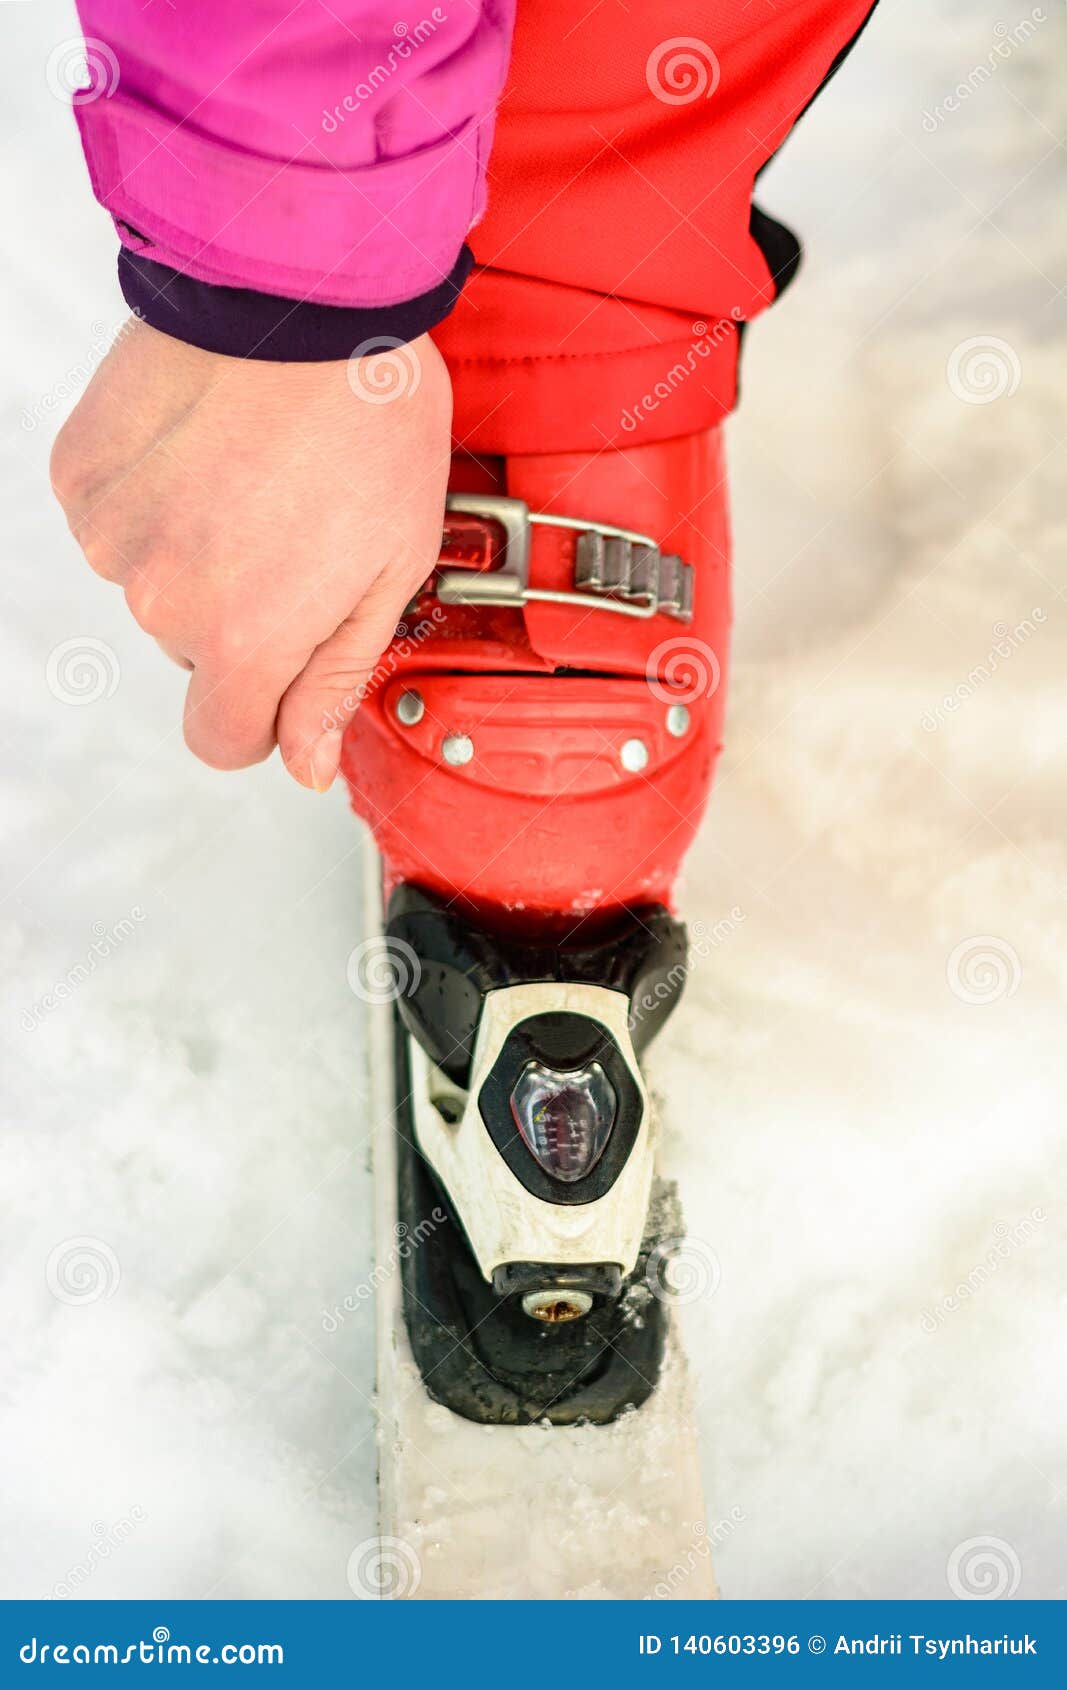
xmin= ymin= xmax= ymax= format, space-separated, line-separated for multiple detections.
xmin=50 ymin=318 xmax=452 ymax=790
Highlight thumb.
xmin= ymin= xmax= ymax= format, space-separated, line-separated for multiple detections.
xmin=276 ymin=576 xmax=409 ymax=792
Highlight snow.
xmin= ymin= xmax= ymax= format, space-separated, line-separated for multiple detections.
xmin=1 ymin=0 xmax=1064 ymax=1599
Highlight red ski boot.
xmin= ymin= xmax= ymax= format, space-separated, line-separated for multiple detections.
xmin=342 ymin=429 xmax=729 ymax=1424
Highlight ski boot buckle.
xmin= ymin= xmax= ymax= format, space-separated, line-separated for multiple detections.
xmin=436 ymin=493 xmax=694 ymax=622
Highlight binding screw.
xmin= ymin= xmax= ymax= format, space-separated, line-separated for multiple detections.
xmin=522 ymin=1290 xmax=593 ymax=1323
xmin=442 ymin=733 xmax=474 ymax=767
xmin=666 ymin=704 xmax=690 ymax=738
xmin=620 ymin=737 xmax=649 ymax=773
xmin=395 ymin=689 xmax=424 ymax=726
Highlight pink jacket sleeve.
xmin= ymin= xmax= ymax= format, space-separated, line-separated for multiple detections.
xmin=71 ymin=1 xmax=515 ymax=309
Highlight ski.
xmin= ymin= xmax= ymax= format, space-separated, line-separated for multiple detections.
xmin=362 ymin=849 xmax=716 ymax=1601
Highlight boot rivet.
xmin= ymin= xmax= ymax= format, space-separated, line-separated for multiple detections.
xmin=666 ymin=703 xmax=690 ymax=738
xmin=395 ymin=689 xmax=424 ymax=726
xmin=620 ymin=737 xmax=649 ymax=773
xmin=442 ymin=733 xmax=474 ymax=767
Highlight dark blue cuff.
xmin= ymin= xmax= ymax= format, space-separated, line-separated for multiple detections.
xmin=117 ymin=245 xmax=474 ymax=362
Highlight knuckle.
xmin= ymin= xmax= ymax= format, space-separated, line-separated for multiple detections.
xmin=75 ymin=524 xmax=123 ymax=582
xmin=203 ymin=617 xmax=264 ymax=675
xmin=124 ymin=571 xmax=175 ymax=637
xmin=311 ymin=659 xmax=377 ymax=693
xmin=49 ymin=431 xmax=94 ymax=509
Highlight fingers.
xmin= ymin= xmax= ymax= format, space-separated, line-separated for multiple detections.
xmin=182 ymin=623 xmax=305 ymax=772
xmin=58 ymin=474 xmax=142 ymax=586
xmin=48 ymin=322 xmax=454 ymax=797
xmin=275 ymin=574 xmax=410 ymax=792
xmin=68 ymin=514 xmax=132 ymax=585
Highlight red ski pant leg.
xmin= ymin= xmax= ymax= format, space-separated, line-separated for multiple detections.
xmin=435 ymin=0 xmax=878 ymax=454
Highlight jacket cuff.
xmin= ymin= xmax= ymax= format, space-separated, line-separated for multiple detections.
xmin=118 ymin=247 xmax=474 ymax=362
xmin=76 ymin=88 xmax=490 ymax=308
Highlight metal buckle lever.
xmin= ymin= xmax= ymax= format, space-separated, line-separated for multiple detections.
xmin=435 ymin=494 xmax=693 ymax=623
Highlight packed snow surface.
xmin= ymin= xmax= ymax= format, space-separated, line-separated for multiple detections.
xmin=1 ymin=1 xmax=1063 ymax=1598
